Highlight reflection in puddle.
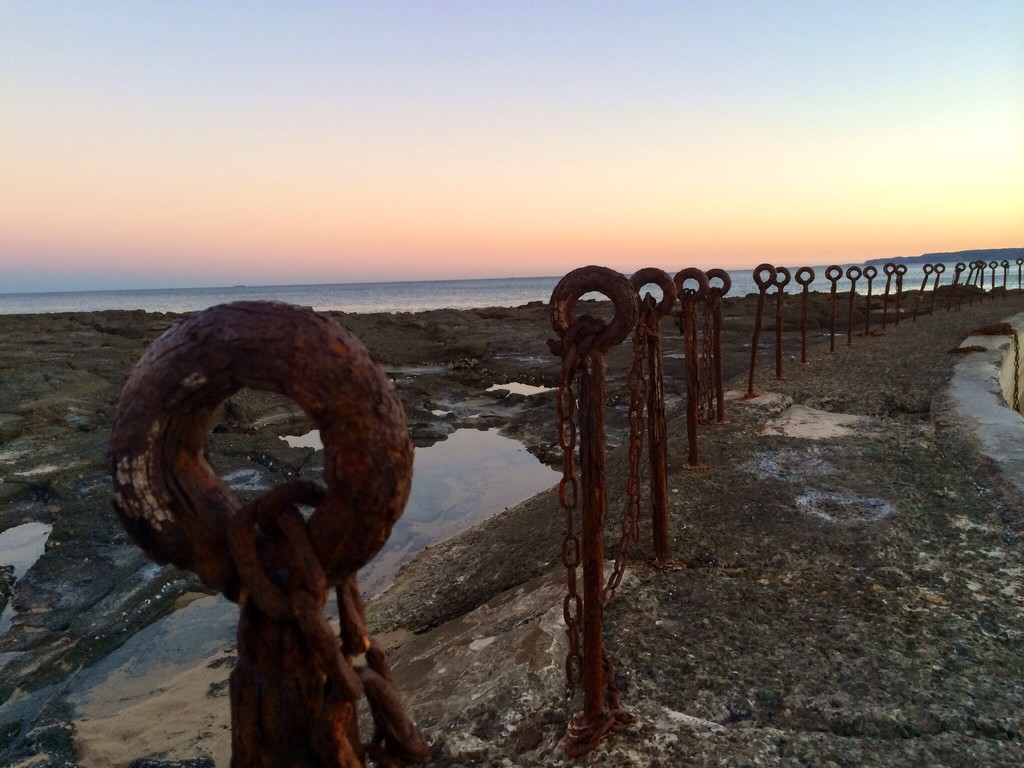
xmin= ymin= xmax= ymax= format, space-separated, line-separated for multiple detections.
xmin=0 ymin=521 xmax=53 ymax=636
xmin=277 ymin=428 xmax=558 ymax=597
xmin=487 ymin=382 xmax=554 ymax=397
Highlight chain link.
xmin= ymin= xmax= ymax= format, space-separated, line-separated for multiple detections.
xmin=698 ymin=299 xmax=715 ymax=423
xmin=556 ymin=339 xmax=583 ymax=690
xmin=1013 ymin=331 xmax=1020 ymax=414
xmin=604 ymin=306 xmax=650 ymax=604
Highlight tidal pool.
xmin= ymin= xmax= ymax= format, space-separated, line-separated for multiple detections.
xmin=0 ymin=521 xmax=53 ymax=636
xmin=282 ymin=427 xmax=558 ymax=596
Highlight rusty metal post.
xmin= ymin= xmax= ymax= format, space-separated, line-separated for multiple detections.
xmin=912 ymin=263 xmax=933 ymax=321
xmin=928 ymin=263 xmax=945 ymax=315
xmin=881 ymin=263 xmax=895 ymax=331
xmin=863 ymin=266 xmax=877 ymax=335
xmin=845 ymin=266 xmax=861 ymax=345
xmin=706 ymin=268 xmax=732 ymax=421
xmin=965 ymin=261 xmax=979 ymax=306
xmin=990 ymin=260 xmax=999 ymax=293
xmin=894 ymin=264 xmax=907 ymax=324
xmin=746 ymin=263 xmax=776 ymax=394
xmin=549 ymin=266 xmax=637 ymax=758
xmin=108 ymin=302 xmax=426 ymax=768
xmin=1017 ymin=258 xmax=1023 ymax=292
xmin=1002 ymin=260 xmax=1011 ymax=292
xmin=950 ymin=262 xmax=965 ymax=311
xmin=795 ymin=267 xmax=814 ymax=364
xmin=629 ymin=268 xmax=677 ymax=563
xmin=774 ymin=266 xmax=791 ymax=379
xmin=675 ymin=268 xmax=710 ymax=466
xmin=825 ymin=265 xmax=842 ymax=352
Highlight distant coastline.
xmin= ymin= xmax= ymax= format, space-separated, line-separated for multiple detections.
xmin=864 ymin=247 xmax=1024 ymax=266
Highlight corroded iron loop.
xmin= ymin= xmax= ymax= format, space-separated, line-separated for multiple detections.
xmin=883 ymin=263 xmax=896 ymax=276
xmin=673 ymin=267 xmax=710 ymax=300
xmin=825 ymin=265 xmax=843 ymax=284
xmin=794 ymin=266 xmax=815 ymax=287
xmin=1017 ymin=258 xmax=1024 ymax=266
xmin=989 ymin=260 xmax=999 ymax=269
xmin=108 ymin=301 xmax=414 ymax=594
xmin=896 ymin=264 xmax=908 ymax=276
xmin=752 ymin=263 xmax=776 ymax=290
xmin=550 ymin=266 xmax=639 ymax=353
xmin=629 ymin=267 xmax=677 ymax=317
xmin=923 ymin=263 xmax=935 ymax=276
xmin=705 ymin=268 xmax=732 ymax=298
xmin=955 ymin=262 xmax=966 ymax=275
xmin=774 ymin=266 xmax=792 ymax=289
xmin=864 ymin=266 xmax=878 ymax=281
xmin=934 ymin=263 xmax=946 ymax=275
xmin=846 ymin=266 xmax=862 ymax=282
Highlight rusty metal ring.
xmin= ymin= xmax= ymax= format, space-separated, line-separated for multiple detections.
xmin=989 ymin=260 xmax=999 ymax=268
xmin=108 ymin=301 xmax=414 ymax=594
xmin=863 ymin=266 xmax=878 ymax=280
xmin=883 ymin=263 xmax=897 ymax=276
xmin=752 ymin=263 xmax=776 ymax=290
xmin=550 ymin=265 xmax=639 ymax=352
xmin=846 ymin=266 xmax=862 ymax=281
xmin=1001 ymin=260 xmax=1011 ymax=268
xmin=794 ymin=266 xmax=815 ymax=287
xmin=705 ymin=268 xmax=732 ymax=297
xmin=629 ymin=267 xmax=677 ymax=317
xmin=934 ymin=263 xmax=946 ymax=275
xmin=673 ymin=267 xmax=710 ymax=300
xmin=923 ymin=264 xmax=935 ymax=276
xmin=1017 ymin=259 xmax=1023 ymax=266
xmin=895 ymin=264 xmax=908 ymax=276
xmin=774 ymin=266 xmax=792 ymax=289
xmin=954 ymin=262 xmax=966 ymax=274
xmin=825 ymin=265 xmax=843 ymax=283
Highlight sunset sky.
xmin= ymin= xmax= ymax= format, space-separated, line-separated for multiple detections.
xmin=2 ymin=1 xmax=1022 ymax=292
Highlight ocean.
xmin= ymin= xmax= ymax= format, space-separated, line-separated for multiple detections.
xmin=0 ymin=261 xmax=1004 ymax=315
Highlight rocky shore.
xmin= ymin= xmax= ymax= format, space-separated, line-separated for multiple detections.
xmin=2 ymin=286 xmax=1024 ymax=766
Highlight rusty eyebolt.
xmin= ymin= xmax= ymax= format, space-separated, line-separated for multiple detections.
xmin=550 ymin=266 xmax=637 ymax=759
xmin=794 ymin=266 xmax=815 ymax=364
xmin=862 ymin=265 xmax=877 ymax=336
xmin=845 ymin=266 xmax=862 ymax=345
xmin=109 ymin=301 xmax=424 ymax=768
xmin=676 ymin=267 xmax=710 ymax=466
xmin=705 ymin=268 xmax=732 ymax=422
xmin=773 ymin=266 xmax=792 ymax=380
xmin=894 ymin=264 xmax=908 ymax=324
xmin=825 ymin=265 xmax=842 ymax=353
xmin=746 ymin=263 xmax=776 ymax=396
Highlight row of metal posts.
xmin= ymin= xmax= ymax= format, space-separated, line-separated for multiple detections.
xmin=552 ymin=258 xmax=1024 ymax=757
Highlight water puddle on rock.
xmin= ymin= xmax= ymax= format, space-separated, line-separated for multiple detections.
xmin=0 ymin=521 xmax=53 ymax=636
xmin=486 ymin=382 xmax=553 ymax=397
xmin=281 ymin=427 xmax=558 ymax=596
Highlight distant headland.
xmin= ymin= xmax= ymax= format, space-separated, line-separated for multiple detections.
xmin=864 ymin=247 xmax=1024 ymax=266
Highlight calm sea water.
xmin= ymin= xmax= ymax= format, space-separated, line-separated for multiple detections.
xmin=0 ymin=262 xmax=992 ymax=315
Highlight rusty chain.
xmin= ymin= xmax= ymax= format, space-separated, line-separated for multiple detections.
xmin=227 ymin=482 xmax=427 ymax=767
xmin=605 ymin=303 xmax=651 ymax=604
xmin=555 ymin=322 xmax=587 ymax=690
xmin=698 ymin=298 xmax=716 ymax=422
xmin=1014 ymin=331 xmax=1021 ymax=414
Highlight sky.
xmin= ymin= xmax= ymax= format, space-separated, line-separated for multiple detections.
xmin=1 ymin=1 xmax=1022 ymax=293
